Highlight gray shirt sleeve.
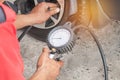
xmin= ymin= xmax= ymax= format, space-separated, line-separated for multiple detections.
xmin=0 ymin=7 xmax=6 ymax=23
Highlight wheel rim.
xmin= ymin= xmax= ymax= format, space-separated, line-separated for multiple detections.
xmin=33 ymin=0 xmax=65 ymax=29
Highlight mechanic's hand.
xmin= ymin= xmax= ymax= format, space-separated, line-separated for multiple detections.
xmin=30 ymin=47 xmax=63 ymax=80
xmin=14 ymin=2 xmax=59 ymax=29
xmin=30 ymin=2 xmax=60 ymax=24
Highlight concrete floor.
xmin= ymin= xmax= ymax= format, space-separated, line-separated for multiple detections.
xmin=18 ymin=21 xmax=120 ymax=80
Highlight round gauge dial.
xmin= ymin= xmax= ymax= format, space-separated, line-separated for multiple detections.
xmin=49 ymin=29 xmax=71 ymax=47
xmin=47 ymin=22 xmax=76 ymax=54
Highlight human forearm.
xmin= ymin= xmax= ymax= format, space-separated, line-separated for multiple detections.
xmin=0 ymin=0 xmax=4 ymax=3
xmin=14 ymin=14 xmax=41 ymax=29
xmin=29 ymin=69 xmax=48 ymax=80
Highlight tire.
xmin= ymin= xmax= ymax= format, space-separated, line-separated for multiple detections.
xmin=28 ymin=0 xmax=70 ymax=42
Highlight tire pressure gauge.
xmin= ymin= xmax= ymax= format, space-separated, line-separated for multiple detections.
xmin=47 ymin=22 xmax=76 ymax=60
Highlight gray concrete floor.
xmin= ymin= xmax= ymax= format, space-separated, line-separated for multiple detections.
xmin=18 ymin=21 xmax=120 ymax=80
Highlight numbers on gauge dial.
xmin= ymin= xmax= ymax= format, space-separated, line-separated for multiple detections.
xmin=49 ymin=29 xmax=71 ymax=47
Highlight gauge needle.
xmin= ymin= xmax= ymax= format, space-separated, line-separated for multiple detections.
xmin=53 ymin=38 xmax=62 ymax=39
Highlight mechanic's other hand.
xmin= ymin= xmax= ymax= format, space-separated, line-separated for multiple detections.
xmin=30 ymin=2 xmax=60 ymax=25
xmin=30 ymin=47 xmax=63 ymax=80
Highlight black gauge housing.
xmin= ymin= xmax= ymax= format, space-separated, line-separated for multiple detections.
xmin=47 ymin=22 xmax=76 ymax=54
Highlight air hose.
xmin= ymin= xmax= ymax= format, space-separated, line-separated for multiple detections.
xmin=18 ymin=26 xmax=32 ymax=41
xmin=74 ymin=21 xmax=108 ymax=80
xmin=88 ymin=27 xmax=108 ymax=80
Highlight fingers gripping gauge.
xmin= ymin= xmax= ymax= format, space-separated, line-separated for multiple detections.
xmin=47 ymin=22 xmax=76 ymax=60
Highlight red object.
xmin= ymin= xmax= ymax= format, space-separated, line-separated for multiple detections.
xmin=0 ymin=3 xmax=25 ymax=80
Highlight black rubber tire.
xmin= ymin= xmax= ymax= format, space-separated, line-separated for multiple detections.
xmin=14 ymin=0 xmax=35 ymax=14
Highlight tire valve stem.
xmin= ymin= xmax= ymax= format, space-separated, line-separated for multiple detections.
xmin=51 ymin=48 xmax=57 ymax=53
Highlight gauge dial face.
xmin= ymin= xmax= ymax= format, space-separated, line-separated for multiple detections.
xmin=49 ymin=29 xmax=71 ymax=47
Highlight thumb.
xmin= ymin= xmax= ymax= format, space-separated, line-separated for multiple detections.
xmin=48 ymin=7 xmax=60 ymax=16
xmin=42 ymin=46 xmax=50 ymax=57
xmin=37 ymin=46 xmax=50 ymax=68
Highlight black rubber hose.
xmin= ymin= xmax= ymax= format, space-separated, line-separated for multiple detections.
xmin=77 ymin=21 xmax=108 ymax=80
xmin=87 ymin=1 xmax=108 ymax=79
xmin=18 ymin=26 xmax=32 ymax=41
xmin=88 ymin=28 xmax=108 ymax=80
